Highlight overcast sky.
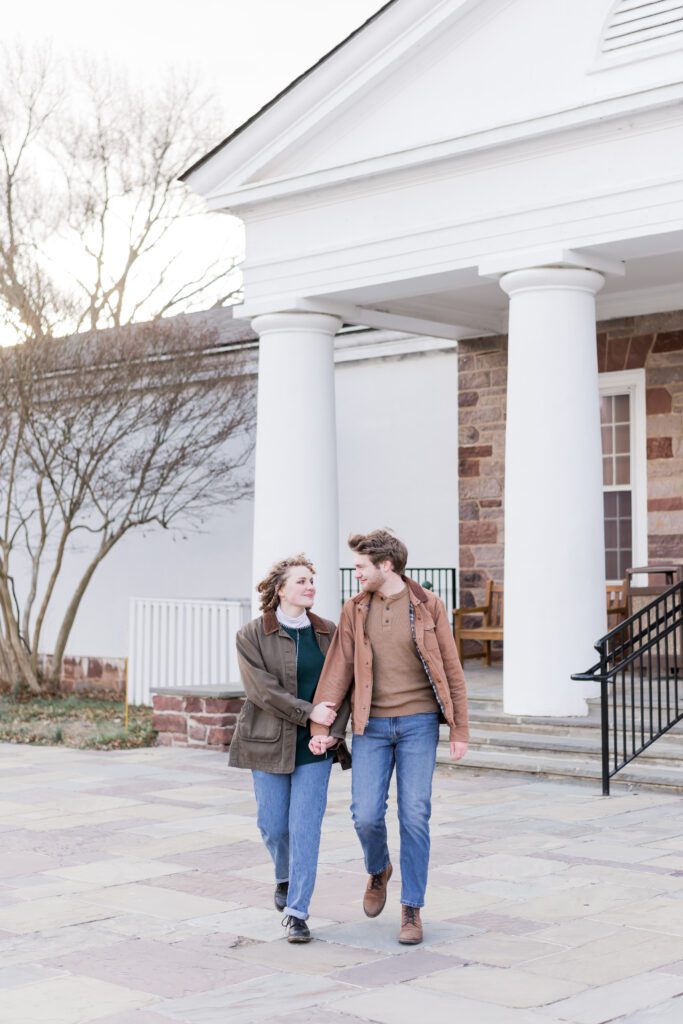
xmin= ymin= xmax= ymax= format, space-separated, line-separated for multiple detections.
xmin=7 ymin=0 xmax=383 ymax=134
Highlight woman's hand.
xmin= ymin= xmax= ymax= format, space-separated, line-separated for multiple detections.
xmin=309 ymin=701 xmax=337 ymax=727
xmin=308 ymin=735 xmax=338 ymax=756
xmin=450 ymin=740 xmax=468 ymax=761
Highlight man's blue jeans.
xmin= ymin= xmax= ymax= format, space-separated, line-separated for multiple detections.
xmin=252 ymin=758 xmax=332 ymax=920
xmin=350 ymin=712 xmax=439 ymax=908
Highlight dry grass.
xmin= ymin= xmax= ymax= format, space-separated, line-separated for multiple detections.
xmin=0 ymin=694 xmax=156 ymax=749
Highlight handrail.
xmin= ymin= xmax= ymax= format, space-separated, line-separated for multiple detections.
xmin=572 ymin=579 xmax=683 ymax=794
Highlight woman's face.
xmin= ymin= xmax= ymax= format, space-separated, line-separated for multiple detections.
xmin=278 ymin=565 xmax=316 ymax=609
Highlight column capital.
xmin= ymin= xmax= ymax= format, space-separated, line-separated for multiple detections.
xmin=251 ymin=311 xmax=342 ymax=337
xmin=500 ymin=266 xmax=605 ymax=298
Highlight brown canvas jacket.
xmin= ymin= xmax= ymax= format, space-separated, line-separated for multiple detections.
xmin=229 ymin=610 xmax=351 ymax=773
xmin=310 ymin=577 xmax=469 ymax=743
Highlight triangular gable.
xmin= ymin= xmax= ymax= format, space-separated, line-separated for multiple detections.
xmin=185 ymin=0 xmax=683 ymax=205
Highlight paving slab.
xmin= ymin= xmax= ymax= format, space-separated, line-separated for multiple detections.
xmin=7 ymin=744 xmax=683 ymax=1024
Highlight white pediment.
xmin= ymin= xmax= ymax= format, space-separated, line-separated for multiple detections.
xmin=186 ymin=0 xmax=683 ymax=207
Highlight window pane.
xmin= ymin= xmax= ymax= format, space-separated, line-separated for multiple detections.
xmin=615 ymin=455 xmax=630 ymax=485
xmin=600 ymin=396 xmax=613 ymax=424
xmin=617 ymin=491 xmax=632 ymax=516
xmin=605 ymin=520 xmax=618 ymax=547
xmin=621 ymin=519 xmax=632 ymax=547
xmin=615 ymin=424 xmax=630 ymax=455
xmin=606 ymin=550 xmax=619 ymax=580
xmin=617 ymin=547 xmax=633 ymax=580
xmin=614 ymin=394 xmax=630 ymax=423
xmin=603 ymin=458 xmax=613 ymax=486
xmin=604 ymin=491 xmax=617 ymax=516
xmin=601 ymin=427 xmax=613 ymax=455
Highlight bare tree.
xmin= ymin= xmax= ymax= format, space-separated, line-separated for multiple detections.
xmin=0 ymin=42 xmax=241 ymax=342
xmin=0 ymin=318 xmax=255 ymax=693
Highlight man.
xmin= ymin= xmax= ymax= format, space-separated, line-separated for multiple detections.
xmin=309 ymin=529 xmax=468 ymax=945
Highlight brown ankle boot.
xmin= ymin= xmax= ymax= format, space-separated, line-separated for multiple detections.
xmin=363 ymin=863 xmax=393 ymax=918
xmin=399 ymin=905 xmax=423 ymax=945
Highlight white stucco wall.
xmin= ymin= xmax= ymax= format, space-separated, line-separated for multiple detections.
xmin=33 ymin=337 xmax=458 ymax=659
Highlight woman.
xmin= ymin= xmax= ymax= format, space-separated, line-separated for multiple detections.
xmin=229 ymin=554 xmax=350 ymax=943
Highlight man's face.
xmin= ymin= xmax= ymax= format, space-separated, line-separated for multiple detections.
xmin=354 ymin=554 xmax=390 ymax=592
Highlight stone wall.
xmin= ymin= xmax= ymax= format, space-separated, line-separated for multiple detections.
xmin=458 ymin=310 xmax=683 ymax=652
xmin=152 ymin=690 xmax=245 ymax=750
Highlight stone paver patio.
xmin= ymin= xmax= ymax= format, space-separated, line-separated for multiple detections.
xmin=3 ymin=744 xmax=683 ymax=1023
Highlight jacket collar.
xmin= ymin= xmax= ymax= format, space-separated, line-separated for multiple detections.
xmin=351 ymin=575 xmax=428 ymax=609
xmin=262 ymin=608 xmax=331 ymax=636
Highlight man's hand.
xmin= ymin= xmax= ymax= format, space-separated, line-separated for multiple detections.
xmin=308 ymin=735 xmax=338 ymax=756
xmin=450 ymin=740 xmax=468 ymax=761
xmin=309 ymin=701 xmax=337 ymax=727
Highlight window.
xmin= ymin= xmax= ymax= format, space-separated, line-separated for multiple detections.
xmin=599 ymin=371 xmax=647 ymax=582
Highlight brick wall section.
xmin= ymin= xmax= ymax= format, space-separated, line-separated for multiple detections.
xmin=458 ymin=310 xmax=683 ymax=642
xmin=152 ymin=693 xmax=245 ymax=750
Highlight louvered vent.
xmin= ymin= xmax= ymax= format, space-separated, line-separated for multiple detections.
xmin=602 ymin=0 xmax=683 ymax=53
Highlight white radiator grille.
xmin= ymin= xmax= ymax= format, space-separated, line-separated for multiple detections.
xmin=128 ymin=597 xmax=251 ymax=705
xmin=602 ymin=0 xmax=683 ymax=52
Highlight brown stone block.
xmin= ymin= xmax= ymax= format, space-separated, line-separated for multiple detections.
xmin=460 ymin=390 xmax=479 ymax=407
xmin=480 ymin=498 xmax=502 ymax=508
xmin=649 ymin=534 xmax=683 ymax=559
xmin=648 ymin=366 xmax=683 ymax=385
xmin=460 ymin=500 xmax=479 ymax=521
xmin=459 ymin=370 xmax=491 ymax=390
xmin=460 ymin=571 xmax=487 ymax=588
xmin=646 ymin=413 xmax=682 ymax=437
xmin=188 ymin=724 xmax=207 ymax=742
xmin=606 ymin=337 xmax=629 ymax=372
xmin=646 ymin=388 xmax=672 ymax=415
xmin=156 ymin=733 xmax=175 ymax=746
xmin=184 ymin=697 xmax=203 ymax=713
xmin=647 ymin=437 xmax=674 ymax=459
xmin=459 ymin=445 xmax=493 ymax=459
xmin=459 ymin=426 xmax=480 ymax=445
xmin=648 ymin=497 xmax=683 ymax=512
xmin=626 ymin=335 xmax=654 ymax=369
xmin=207 ymin=726 xmax=234 ymax=747
xmin=152 ymin=713 xmax=187 ymax=734
xmin=490 ymin=368 xmax=507 ymax=387
xmin=188 ymin=713 xmax=226 ymax=726
xmin=152 ymin=695 xmax=183 ymax=712
xmin=459 ymin=546 xmax=475 ymax=568
xmin=459 ymin=459 xmax=480 ymax=477
xmin=461 ymin=522 xmax=498 ymax=544
xmin=476 ymin=350 xmax=507 ymax=369
xmin=204 ymin=698 xmax=244 ymax=713
xmin=654 ymin=331 xmax=683 ymax=353
xmin=460 ymin=406 xmax=503 ymax=425
xmin=460 ymin=478 xmax=502 ymax=499
xmin=458 ymin=354 xmax=476 ymax=372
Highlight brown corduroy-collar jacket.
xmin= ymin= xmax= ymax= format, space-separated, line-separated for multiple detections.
xmin=310 ymin=577 xmax=469 ymax=743
xmin=229 ymin=609 xmax=351 ymax=774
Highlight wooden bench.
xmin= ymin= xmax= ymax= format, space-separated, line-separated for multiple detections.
xmin=454 ymin=580 xmax=503 ymax=666
xmin=454 ymin=581 xmax=630 ymax=664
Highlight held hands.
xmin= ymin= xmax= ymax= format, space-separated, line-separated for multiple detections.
xmin=450 ymin=740 xmax=468 ymax=762
xmin=309 ymin=701 xmax=337 ymax=727
xmin=308 ymin=735 xmax=338 ymax=756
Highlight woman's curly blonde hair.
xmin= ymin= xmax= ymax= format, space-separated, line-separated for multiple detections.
xmin=256 ymin=554 xmax=316 ymax=612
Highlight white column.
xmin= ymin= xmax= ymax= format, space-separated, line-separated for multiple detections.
xmin=500 ymin=268 xmax=606 ymax=716
xmin=250 ymin=312 xmax=342 ymax=620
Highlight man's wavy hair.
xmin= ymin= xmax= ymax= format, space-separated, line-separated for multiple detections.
xmin=256 ymin=554 xmax=316 ymax=612
xmin=347 ymin=529 xmax=408 ymax=575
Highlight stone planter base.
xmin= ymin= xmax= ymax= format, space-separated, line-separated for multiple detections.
xmin=151 ymin=688 xmax=245 ymax=750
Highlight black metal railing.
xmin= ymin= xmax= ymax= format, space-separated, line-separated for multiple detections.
xmin=340 ymin=567 xmax=457 ymax=620
xmin=572 ymin=580 xmax=683 ymax=795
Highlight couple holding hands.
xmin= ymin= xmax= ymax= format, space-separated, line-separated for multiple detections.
xmin=229 ymin=529 xmax=469 ymax=945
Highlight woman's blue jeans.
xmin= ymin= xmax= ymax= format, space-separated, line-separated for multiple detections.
xmin=350 ymin=712 xmax=439 ymax=908
xmin=252 ymin=758 xmax=332 ymax=920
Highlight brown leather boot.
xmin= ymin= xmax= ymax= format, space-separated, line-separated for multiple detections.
xmin=363 ymin=863 xmax=393 ymax=918
xmin=399 ymin=905 xmax=423 ymax=945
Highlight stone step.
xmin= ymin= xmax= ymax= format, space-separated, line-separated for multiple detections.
xmin=467 ymin=727 xmax=683 ymax=763
xmin=436 ymin=744 xmax=683 ymax=791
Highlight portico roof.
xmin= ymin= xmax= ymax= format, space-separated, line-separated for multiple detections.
xmin=184 ymin=0 xmax=683 ymax=337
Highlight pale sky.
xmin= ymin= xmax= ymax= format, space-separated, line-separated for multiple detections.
xmin=7 ymin=1 xmax=384 ymax=136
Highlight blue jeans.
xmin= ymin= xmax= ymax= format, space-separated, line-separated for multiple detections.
xmin=252 ymin=758 xmax=332 ymax=920
xmin=350 ymin=712 xmax=439 ymax=908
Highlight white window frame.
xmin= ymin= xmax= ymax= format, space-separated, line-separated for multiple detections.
xmin=599 ymin=368 xmax=648 ymax=580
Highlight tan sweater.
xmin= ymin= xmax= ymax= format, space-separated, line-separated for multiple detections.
xmin=366 ymin=586 xmax=439 ymax=717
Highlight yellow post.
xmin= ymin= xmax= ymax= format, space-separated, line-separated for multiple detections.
xmin=124 ymin=657 xmax=129 ymax=732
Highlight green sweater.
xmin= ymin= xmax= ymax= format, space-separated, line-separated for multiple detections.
xmin=282 ymin=624 xmax=328 ymax=767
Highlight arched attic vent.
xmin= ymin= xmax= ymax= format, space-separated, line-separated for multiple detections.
xmin=601 ymin=0 xmax=683 ymax=54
